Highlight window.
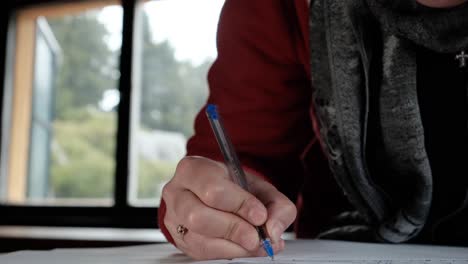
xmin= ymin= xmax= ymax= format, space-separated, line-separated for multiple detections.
xmin=130 ymin=0 xmax=224 ymax=206
xmin=0 ymin=0 xmax=224 ymax=227
xmin=1 ymin=1 xmax=122 ymax=206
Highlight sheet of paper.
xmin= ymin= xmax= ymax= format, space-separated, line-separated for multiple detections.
xmin=197 ymin=240 xmax=468 ymax=264
xmin=0 ymin=239 xmax=467 ymax=264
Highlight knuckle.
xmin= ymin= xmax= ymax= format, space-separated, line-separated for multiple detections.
xmin=175 ymin=157 xmax=196 ymax=177
xmin=186 ymin=210 xmax=202 ymax=229
xmin=161 ymin=182 xmax=173 ymax=200
xmin=225 ymin=220 xmax=257 ymax=251
xmin=201 ymin=183 xmax=225 ymax=206
xmin=225 ymin=220 xmax=242 ymax=241
xmin=283 ymin=201 xmax=298 ymax=223
xmin=238 ymin=195 xmax=258 ymax=214
xmin=226 ymin=220 xmax=251 ymax=242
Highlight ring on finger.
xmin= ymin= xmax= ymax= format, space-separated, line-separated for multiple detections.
xmin=177 ymin=224 xmax=188 ymax=237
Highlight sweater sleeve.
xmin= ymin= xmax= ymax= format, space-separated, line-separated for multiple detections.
xmin=159 ymin=0 xmax=313 ymax=243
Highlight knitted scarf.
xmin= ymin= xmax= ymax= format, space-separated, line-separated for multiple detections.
xmin=309 ymin=0 xmax=468 ymax=242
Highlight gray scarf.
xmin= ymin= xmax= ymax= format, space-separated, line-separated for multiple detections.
xmin=309 ymin=0 xmax=468 ymax=242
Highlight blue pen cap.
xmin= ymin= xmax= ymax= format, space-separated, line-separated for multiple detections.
xmin=206 ymin=104 xmax=219 ymax=120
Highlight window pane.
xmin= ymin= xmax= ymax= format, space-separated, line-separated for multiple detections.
xmin=0 ymin=2 xmax=123 ymax=206
xmin=129 ymin=0 xmax=224 ymax=206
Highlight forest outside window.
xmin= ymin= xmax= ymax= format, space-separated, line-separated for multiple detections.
xmin=0 ymin=0 xmax=224 ymax=225
xmin=0 ymin=1 xmax=123 ymax=206
xmin=129 ymin=0 xmax=224 ymax=206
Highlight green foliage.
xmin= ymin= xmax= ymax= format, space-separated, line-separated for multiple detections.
xmin=46 ymin=9 xmax=211 ymax=200
xmin=48 ymin=11 xmax=118 ymax=120
xmin=50 ymin=109 xmax=116 ymax=198
xmin=138 ymin=13 xmax=209 ymax=137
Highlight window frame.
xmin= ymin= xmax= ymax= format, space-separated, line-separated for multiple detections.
xmin=0 ymin=0 xmax=159 ymax=229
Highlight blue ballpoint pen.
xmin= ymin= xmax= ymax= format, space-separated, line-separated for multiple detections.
xmin=206 ymin=104 xmax=275 ymax=260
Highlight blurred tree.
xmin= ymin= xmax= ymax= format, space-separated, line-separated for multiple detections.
xmin=50 ymin=109 xmax=115 ymax=198
xmin=46 ymin=8 xmax=212 ymax=200
xmin=48 ymin=11 xmax=118 ymax=120
xmin=139 ymin=12 xmax=209 ymax=137
xmin=47 ymin=11 xmax=118 ymax=198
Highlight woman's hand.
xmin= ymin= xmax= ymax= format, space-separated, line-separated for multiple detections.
xmin=162 ymin=156 xmax=297 ymax=260
xmin=416 ymin=0 xmax=467 ymax=8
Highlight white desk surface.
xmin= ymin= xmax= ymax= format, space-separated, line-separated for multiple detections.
xmin=0 ymin=239 xmax=467 ymax=264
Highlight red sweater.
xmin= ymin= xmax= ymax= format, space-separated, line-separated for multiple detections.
xmin=159 ymin=0 xmax=350 ymax=244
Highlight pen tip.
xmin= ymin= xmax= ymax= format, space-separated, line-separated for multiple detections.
xmin=262 ymin=239 xmax=274 ymax=261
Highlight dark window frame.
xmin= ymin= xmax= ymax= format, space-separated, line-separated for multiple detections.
xmin=0 ymin=0 xmax=159 ymax=229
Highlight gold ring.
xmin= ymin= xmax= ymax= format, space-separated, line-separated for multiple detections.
xmin=177 ymin=225 xmax=188 ymax=236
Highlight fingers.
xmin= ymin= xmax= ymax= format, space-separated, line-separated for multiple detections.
xmin=249 ymin=175 xmax=298 ymax=243
xmin=162 ymin=156 xmax=292 ymax=260
xmin=165 ymin=221 xmax=249 ymax=260
xmin=173 ymin=156 xmax=268 ymax=226
xmin=173 ymin=189 xmax=260 ymax=251
xmin=165 ymin=209 xmax=286 ymax=260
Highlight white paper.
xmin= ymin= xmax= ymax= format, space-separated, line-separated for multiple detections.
xmin=0 ymin=240 xmax=467 ymax=264
xmin=198 ymin=240 xmax=468 ymax=264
